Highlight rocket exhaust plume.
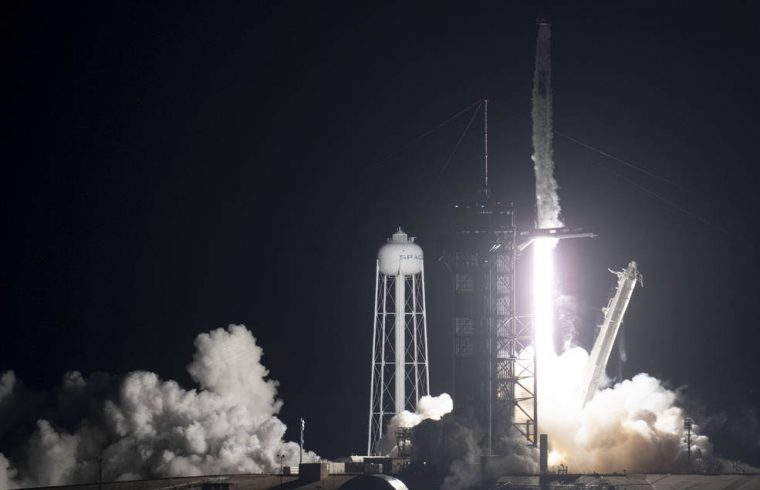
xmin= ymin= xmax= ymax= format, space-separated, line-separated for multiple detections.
xmin=521 ymin=263 xmax=715 ymax=474
xmin=532 ymin=238 xmax=558 ymax=370
xmin=525 ymin=21 xmax=718 ymax=476
xmin=0 ymin=325 xmax=318 ymax=489
xmin=532 ymin=20 xmax=563 ymax=231
xmin=531 ymin=19 xmax=563 ymax=402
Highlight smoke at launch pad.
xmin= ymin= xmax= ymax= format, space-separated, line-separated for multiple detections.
xmin=0 ymin=319 xmax=719 ymax=490
xmin=2 ymin=17 xmax=755 ymax=490
xmin=0 ymin=326 xmax=318 ymax=489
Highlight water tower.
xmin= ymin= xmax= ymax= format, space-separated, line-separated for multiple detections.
xmin=367 ymin=228 xmax=430 ymax=455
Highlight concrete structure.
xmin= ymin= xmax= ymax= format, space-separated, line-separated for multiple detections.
xmin=31 ymin=473 xmax=411 ymax=490
xmin=362 ymin=457 xmax=409 ymax=476
xmin=340 ymin=474 xmax=408 ymax=490
xmin=299 ymin=463 xmax=329 ymax=482
xmin=538 ymin=434 xmax=548 ymax=475
xmin=20 ymin=471 xmax=760 ymax=490
xmin=23 ymin=475 xmax=350 ymax=490
xmin=497 ymin=473 xmax=760 ymax=489
xmin=368 ymin=229 xmax=430 ymax=455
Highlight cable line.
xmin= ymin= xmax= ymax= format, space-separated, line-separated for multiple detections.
xmin=557 ymin=132 xmax=693 ymax=192
xmin=557 ymin=131 xmax=760 ymax=252
xmin=371 ymin=100 xmax=483 ymax=166
xmin=575 ymin=148 xmax=736 ymax=238
xmin=425 ymin=101 xmax=483 ymax=202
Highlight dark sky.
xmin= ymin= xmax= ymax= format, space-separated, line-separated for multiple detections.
xmin=3 ymin=1 xmax=760 ymax=465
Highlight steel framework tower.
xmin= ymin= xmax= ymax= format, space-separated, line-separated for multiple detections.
xmin=442 ymin=95 xmax=538 ymax=451
xmin=445 ymin=200 xmax=537 ymax=452
xmin=368 ymin=229 xmax=430 ymax=455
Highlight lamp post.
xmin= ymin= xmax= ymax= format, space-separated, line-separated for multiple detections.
xmin=277 ymin=453 xmax=285 ymax=487
xmin=300 ymin=418 xmax=305 ymax=466
xmin=684 ymin=417 xmax=693 ymax=472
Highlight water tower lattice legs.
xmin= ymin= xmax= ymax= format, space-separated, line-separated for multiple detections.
xmin=368 ymin=263 xmax=429 ymax=455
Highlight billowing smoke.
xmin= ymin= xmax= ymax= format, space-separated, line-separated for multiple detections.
xmin=0 ymin=325 xmax=317 ymax=489
xmin=556 ymin=294 xmax=582 ymax=351
xmin=528 ymin=21 xmax=705 ymax=469
xmin=531 ymin=21 xmax=563 ymax=229
xmin=534 ymin=342 xmax=712 ymax=473
xmin=0 ymin=373 xmax=14 ymax=402
xmin=376 ymin=393 xmax=453 ymax=455
xmin=410 ymin=414 xmax=538 ymax=490
xmin=0 ymin=456 xmax=18 ymax=490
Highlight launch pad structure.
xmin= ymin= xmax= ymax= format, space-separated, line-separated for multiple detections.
xmin=367 ymin=19 xmax=599 ymax=457
xmin=582 ymin=261 xmax=643 ymax=405
xmin=443 ymin=19 xmax=598 ymax=453
xmin=443 ymin=200 xmax=595 ymax=453
xmin=443 ymin=198 xmax=538 ymax=452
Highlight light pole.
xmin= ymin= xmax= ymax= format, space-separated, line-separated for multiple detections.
xmin=97 ymin=457 xmax=103 ymax=490
xmin=684 ymin=417 xmax=693 ymax=472
xmin=299 ymin=418 xmax=304 ymax=466
xmin=277 ymin=453 xmax=285 ymax=487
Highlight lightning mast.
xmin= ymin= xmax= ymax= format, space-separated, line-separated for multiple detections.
xmin=444 ymin=96 xmax=536 ymax=452
xmin=582 ymin=261 xmax=643 ymax=405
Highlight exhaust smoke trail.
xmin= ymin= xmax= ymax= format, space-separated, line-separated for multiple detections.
xmin=526 ymin=21 xmax=718 ymax=475
xmin=531 ymin=20 xmax=563 ymax=404
xmin=0 ymin=325 xmax=318 ymax=489
xmin=532 ymin=20 xmax=563 ymax=231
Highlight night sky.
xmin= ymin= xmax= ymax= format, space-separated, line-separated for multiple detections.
xmin=4 ymin=1 xmax=760 ymax=466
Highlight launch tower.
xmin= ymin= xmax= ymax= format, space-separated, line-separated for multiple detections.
xmin=443 ymin=198 xmax=537 ymax=452
xmin=442 ymin=99 xmax=538 ymax=452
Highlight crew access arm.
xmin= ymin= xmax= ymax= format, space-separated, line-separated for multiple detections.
xmin=582 ymin=261 xmax=643 ymax=405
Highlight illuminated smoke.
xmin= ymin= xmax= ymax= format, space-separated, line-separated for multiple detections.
xmin=0 ymin=373 xmax=14 ymax=403
xmin=531 ymin=21 xmax=563 ymax=404
xmin=525 ymin=21 xmax=707 ymax=475
xmin=531 ymin=22 xmax=563 ymax=230
xmin=0 ymin=456 xmax=18 ymax=490
xmin=0 ymin=325 xmax=317 ymax=489
xmin=527 ymin=245 xmax=713 ymax=473
xmin=376 ymin=393 xmax=453 ymax=455
xmin=538 ymin=345 xmax=712 ymax=473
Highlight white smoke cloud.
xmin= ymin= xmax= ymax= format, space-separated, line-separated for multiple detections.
xmin=377 ymin=393 xmax=453 ymax=455
xmin=25 ymin=420 xmax=80 ymax=486
xmin=533 ymin=343 xmax=712 ymax=474
xmin=531 ymin=22 xmax=563 ymax=230
xmin=0 ymin=325 xmax=318 ymax=490
xmin=0 ymin=373 xmax=15 ymax=404
xmin=411 ymin=333 xmax=714 ymax=484
xmin=0 ymin=455 xmax=21 ymax=490
xmin=526 ymin=20 xmax=725 ymax=475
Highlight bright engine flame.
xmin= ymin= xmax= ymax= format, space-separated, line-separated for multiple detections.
xmin=548 ymin=449 xmax=564 ymax=468
xmin=532 ymin=237 xmax=558 ymax=373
